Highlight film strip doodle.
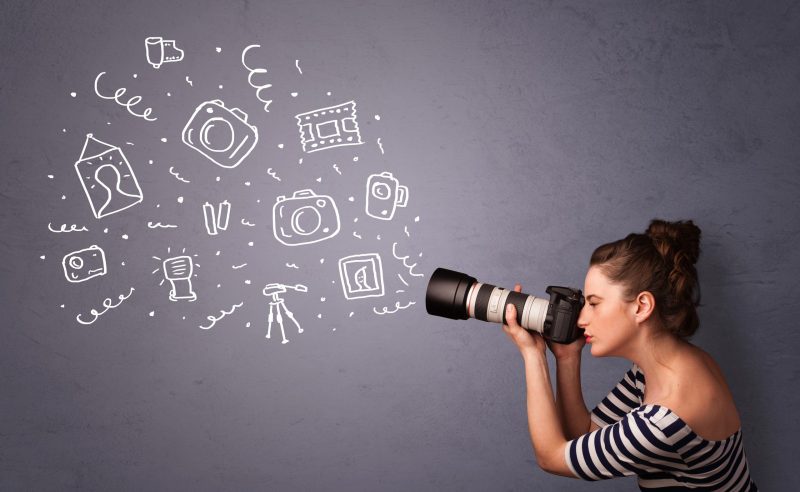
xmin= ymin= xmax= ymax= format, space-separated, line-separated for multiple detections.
xmin=295 ymin=101 xmax=363 ymax=153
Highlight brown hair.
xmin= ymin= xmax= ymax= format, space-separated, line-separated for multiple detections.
xmin=589 ymin=219 xmax=702 ymax=338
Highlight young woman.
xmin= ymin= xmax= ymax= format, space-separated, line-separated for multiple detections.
xmin=502 ymin=219 xmax=757 ymax=491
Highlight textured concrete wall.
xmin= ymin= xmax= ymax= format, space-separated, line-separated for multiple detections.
xmin=2 ymin=1 xmax=797 ymax=490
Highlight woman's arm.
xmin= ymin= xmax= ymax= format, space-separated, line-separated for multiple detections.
xmin=550 ymin=346 xmax=599 ymax=439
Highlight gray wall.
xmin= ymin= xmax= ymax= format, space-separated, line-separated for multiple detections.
xmin=2 ymin=1 xmax=798 ymax=490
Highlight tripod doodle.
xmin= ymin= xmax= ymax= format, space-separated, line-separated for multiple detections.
xmin=263 ymin=283 xmax=307 ymax=344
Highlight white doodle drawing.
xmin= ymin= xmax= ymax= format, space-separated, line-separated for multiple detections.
xmin=377 ymin=137 xmax=384 ymax=155
xmin=266 ymin=168 xmax=282 ymax=181
xmin=203 ymin=201 xmax=231 ymax=235
xmin=295 ymin=101 xmax=363 ymax=153
xmin=199 ymin=302 xmax=244 ymax=330
xmin=373 ymin=301 xmax=416 ymax=315
xmin=404 ymin=226 xmax=410 ymax=237
xmin=397 ymin=273 xmax=409 ymax=287
xmin=145 ymin=37 xmax=184 ymax=69
xmin=272 ymin=189 xmax=340 ymax=246
xmin=241 ymin=44 xmax=273 ymax=112
xmin=263 ymin=283 xmax=307 ymax=344
xmin=147 ymin=221 xmax=178 ymax=229
xmin=185 ymin=76 xmax=193 ymax=86
xmin=231 ymin=263 xmax=247 ymax=269
xmin=75 ymin=134 xmax=144 ymax=219
xmin=48 ymin=223 xmax=88 ymax=233
xmin=62 ymin=245 xmax=107 ymax=283
xmin=76 ymin=287 xmax=134 ymax=325
xmin=285 ymin=263 xmax=299 ymax=269
xmin=352 ymin=232 xmax=362 ymax=239
xmin=241 ymin=218 xmax=256 ymax=227
xmin=153 ymin=248 xmax=198 ymax=302
xmin=94 ymin=72 xmax=156 ymax=121
xmin=338 ymin=253 xmax=385 ymax=300
xmin=295 ymin=59 xmax=302 ymax=74
xmin=392 ymin=242 xmax=425 ymax=277
xmin=168 ymin=166 xmax=190 ymax=183
xmin=366 ymin=172 xmax=408 ymax=220
xmin=182 ymin=100 xmax=258 ymax=169
xmin=332 ymin=164 xmax=341 ymax=175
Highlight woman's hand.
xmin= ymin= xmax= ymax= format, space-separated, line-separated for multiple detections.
xmin=547 ymin=335 xmax=586 ymax=362
xmin=502 ymin=284 xmax=547 ymax=358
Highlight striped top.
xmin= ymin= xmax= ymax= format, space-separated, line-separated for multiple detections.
xmin=565 ymin=365 xmax=757 ymax=491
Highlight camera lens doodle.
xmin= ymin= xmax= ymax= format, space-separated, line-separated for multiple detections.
xmin=182 ymin=100 xmax=258 ymax=169
xmin=272 ymin=189 xmax=341 ymax=246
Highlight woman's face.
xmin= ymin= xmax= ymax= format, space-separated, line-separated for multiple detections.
xmin=577 ymin=266 xmax=638 ymax=357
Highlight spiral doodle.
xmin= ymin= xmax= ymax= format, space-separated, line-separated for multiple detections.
xmin=241 ymin=44 xmax=273 ymax=112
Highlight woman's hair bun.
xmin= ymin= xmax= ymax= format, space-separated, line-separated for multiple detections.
xmin=646 ymin=219 xmax=701 ymax=266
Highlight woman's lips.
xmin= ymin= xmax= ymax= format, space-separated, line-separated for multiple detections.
xmin=584 ymin=334 xmax=592 ymax=342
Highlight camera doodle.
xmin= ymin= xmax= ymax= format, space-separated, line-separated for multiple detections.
xmin=145 ymin=37 xmax=184 ymax=69
xmin=75 ymin=134 xmax=144 ymax=219
xmin=182 ymin=100 xmax=258 ymax=169
xmin=62 ymin=245 xmax=107 ymax=283
xmin=338 ymin=253 xmax=385 ymax=300
xmin=272 ymin=189 xmax=341 ymax=246
xmin=365 ymin=172 xmax=408 ymax=221
xmin=295 ymin=101 xmax=363 ymax=153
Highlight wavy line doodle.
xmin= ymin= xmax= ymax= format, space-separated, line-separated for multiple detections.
xmin=377 ymin=137 xmax=384 ymax=155
xmin=241 ymin=219 xmax=256 ymax=227
xmin=285 ymin=263 xmax=299 ymax=269
xmin=353 ymin=232 xmax=362 ymax=239
xmin=373 ymin=301 xmax=416 ymax=315
xmin=333 ymin=164 xmax=341 ymax=175
xmin=185 ymin=76 xmax=193 ymax=86
xmin=267 ymin=168 xmax=281 ymax=182
xmin=94 ymin=72 xmax=156 ymax=122
xmin=48 ymin=223 xmax=88 ymax=233
xmin=295 ymin=59 xmax=303 ymax=74
xmin=392 ymin=242 xmax=424 ymax=277
xmin=241 ymin=44 xmax=273 ymax=112
xmin=169 ymin=166 xmax=190 ymax=183
xmin=76 ymin=287 xmax=135 ymax=325
xmin=147 ymin=221 xmax=178 ymax=229
xmin=199 ymin=301 xmax=244 ymax=330
xmin=404 ymin=226 xmax=410 ymax=237
xmin=232 ymin=263 xmax=247 ymax=269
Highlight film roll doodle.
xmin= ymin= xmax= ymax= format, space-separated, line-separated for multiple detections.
xmin=295 ymin=101 xmax=364 ymax=153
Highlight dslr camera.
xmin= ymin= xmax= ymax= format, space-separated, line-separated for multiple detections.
xmin=426 ymin=268 xmax=584 ymax=344
xmin=182 ymin=99 xmax=258 ymax=169
xmin=273 ymin=189 xmax=341 ymax=246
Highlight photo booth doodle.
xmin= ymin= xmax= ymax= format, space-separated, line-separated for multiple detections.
xmin=62 ymin=245 xmax=107 ymax=283
xmin=182 ymin=100 xmax=258 ymax=169
xmin=272 ymin=189 xmax=340 ymax=246
xmin=338 ymin=253 xmax=385 ymax=300
xmin=295 ymin=101 xmax=363 ymax=153
xmin=203 ymin=200 xmax=231 ymax=235
xmin=365 ymin=172 xmax=408 ymax=220
xmin=145 ymin=37 xmax=184 ymax=69
xmin=75 ymin=134 xmax=144 ymax=219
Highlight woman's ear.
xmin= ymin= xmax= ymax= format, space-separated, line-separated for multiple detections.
xmin=634 ymin=291 xmax=656 ymax=324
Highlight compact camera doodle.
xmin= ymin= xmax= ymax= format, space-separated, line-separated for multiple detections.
xmin=182 ymin=99 xmax=259 ymax=169
xmin=365 ymin=172 xmax=408 ymax=221
xmin=62 ymin=245 xmax=107 ymax=283
xmin=273 ymin=189 xmax=341 ymax=246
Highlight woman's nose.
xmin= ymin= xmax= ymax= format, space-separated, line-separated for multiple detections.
xmin=577 ymin=305 xmax=589 ymax=328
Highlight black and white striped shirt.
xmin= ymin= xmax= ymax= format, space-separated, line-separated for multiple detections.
xmin=565 ymin=365 xmax=757 ymax=491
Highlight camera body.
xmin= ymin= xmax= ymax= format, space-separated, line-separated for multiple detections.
xmin=273 ymin=189 xmax=341 ymax=246
xmin=365 ymin=172 xmax=408 ymax=220
xmin=62 ymin=245 xmax=107 ymax=283
xmin=426 ymin=268 xmax=584 ymax=344
xmin=182 ymin=100 xmax=258 ymax=169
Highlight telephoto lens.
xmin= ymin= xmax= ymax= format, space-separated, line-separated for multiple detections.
xmin=425 ymin=267 xmax=585 ymax=344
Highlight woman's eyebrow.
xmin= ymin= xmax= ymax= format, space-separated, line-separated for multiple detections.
xmin=586 ymin=294 xmax=603 ymax=301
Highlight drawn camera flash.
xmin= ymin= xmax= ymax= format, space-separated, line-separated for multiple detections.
xmin=162 ymin=255 xmax=197 ymax=301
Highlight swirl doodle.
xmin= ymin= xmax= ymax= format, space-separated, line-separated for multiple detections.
xmin=267 ymin=168 xmax=281 ymax=182
xmin=392 ymin=242 xmax=424 ymax=277
xmin=76 ymin=287 xmax=135 ymax=325
xmin=93 ymin=72 xmax=157 ymax=122
xmin=377 ymin=137 xmax=385 ymax=155
xmin=241 ymin=219 xmax=256 ymax=227
xmin=285 ymin=263 xmax=299 ymax=269
xmin=241 ymin=44 xmax=273 ymax=112
xmin=199 ymin=301 xmax=244 ymax=330
xmin=147 ymin=221 xmax=178 ymax=229
xmin=373 ymin=301 xmax=416 ymax=315
xmin=169 ymin=166 xmax=190 ymax=183
xmin=48 ymin=223 xmax=88 ymax=233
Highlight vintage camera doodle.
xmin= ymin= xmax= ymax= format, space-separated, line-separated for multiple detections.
xmin=62 ymin=245 xmax=107 ymax=283
xmin=182 ymin=99 xmax=259 ymax=169
xmin=272 ymin=189 xmax=341 ymax=246
xmin=365 ymin=172 xmax=408 ymax=221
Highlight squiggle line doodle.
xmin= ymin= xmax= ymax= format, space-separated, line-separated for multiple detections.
xmin=199 ymin=301 xmax=244 ymax=330
xmin=241 ymin=44 xmax=273 ymax=112
xmin=232 ymin=263 xmax=247 ymax=269
xmin=377 ymin=138 xmax=384 ymax=155
xmin=404 ymin=226 xmax=410 ymax=237
xmin=241 ymin=219 xmax=256 ymax=227
xmin=185 ymin=76 xmax=193 ymax=86
xmin=169 ymin=166 xmax=190 ymax=183
xmin=267 ymin=168 xmax=282 ymax=181
xmin=353 ymin=232 xmax=362 ymax=239
xmin=147 ymin=221 xmax=178 ymax=229
xmin=94 ymin=72 xmax=156 ymax=121
xmin=392 ymin=242 xmax=424 ymax=277
xmin=48 ymin=223 xmax=88 ymax=233
xmin=285 ymin=263 xmax=299 ymax=269
xmin=295 ymin=59 xmax=302 ymax=74
xmin=397 ymin=273 xmax=409 ymax=287
xmin=76 ymin=287 xmax=135 ymax=325
xmin=373 ymin=301 xmax=416 ymax=315
xmin=333 ymin=164 xmax=341 ymax=175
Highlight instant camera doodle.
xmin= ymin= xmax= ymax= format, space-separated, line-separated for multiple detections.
xmin=295 ymin=101 xmax=363 ymax=153
xmin=62 ymin=245 xmax=107 ymax=283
